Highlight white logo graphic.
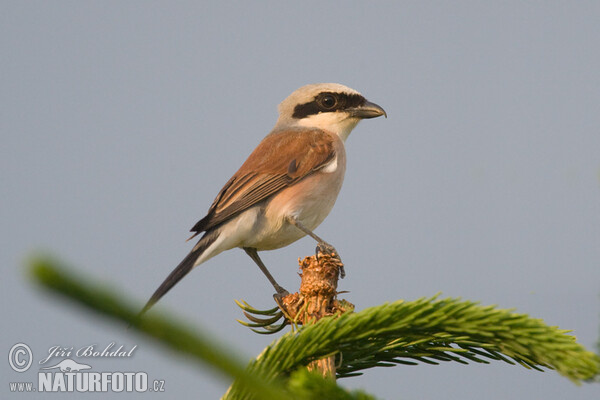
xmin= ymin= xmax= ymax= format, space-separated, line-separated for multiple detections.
xmin=40 ymin=358 xmax=91 ymax=372
xmin=8 ymin=343 xmax=33 ymax=373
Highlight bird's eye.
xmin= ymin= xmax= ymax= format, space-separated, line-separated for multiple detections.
xmin=319 ymin=94 xmax=337 ymax=110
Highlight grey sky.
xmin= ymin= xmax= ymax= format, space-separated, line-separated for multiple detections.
xmin=2 ymin=2 xmax=599 ymax=399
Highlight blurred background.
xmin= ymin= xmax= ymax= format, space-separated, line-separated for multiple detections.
xmin=2 ymin=2 xmax=599 ymax=399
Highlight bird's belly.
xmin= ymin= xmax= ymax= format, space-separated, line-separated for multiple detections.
xmin=243 ymin=167 xmax=345 ymax=251
xmin=250 ymin=224 xmax=307 ymax=250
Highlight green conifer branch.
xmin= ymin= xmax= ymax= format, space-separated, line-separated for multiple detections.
xmin=224 ymin=297 xmax=599 ymax=398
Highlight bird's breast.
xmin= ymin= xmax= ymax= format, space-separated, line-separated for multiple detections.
xmin=245 ymin=144 xmax=347 ymax=250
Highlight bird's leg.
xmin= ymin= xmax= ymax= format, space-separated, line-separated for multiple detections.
xmin=287 ymin=217 xmax=341 ymax=263
xmin=243 ymin=247 xmax=289 ymax=301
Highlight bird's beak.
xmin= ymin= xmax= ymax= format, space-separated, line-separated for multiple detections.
xmin=349 ymin=100 xmax=387 ymax=119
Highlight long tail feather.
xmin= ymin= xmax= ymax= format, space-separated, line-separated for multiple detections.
xmin=138 ymin=230 xmax=219 ymax=316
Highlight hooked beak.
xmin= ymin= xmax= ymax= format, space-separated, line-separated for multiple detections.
xmin=348 ymin=100 xmax=387 ymax=119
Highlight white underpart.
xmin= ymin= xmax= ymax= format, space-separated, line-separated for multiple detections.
xmin=321 ymin=154 xmax=338 ymax=173
xmin=191 ymin=207 xmax=261 ymax=267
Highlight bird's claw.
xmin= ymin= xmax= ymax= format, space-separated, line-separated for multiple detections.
xmin=273 ymin=289 xmax=290 ymax=309
xmin=315 ymin=242 xmax=345 ymax=278
xmin=316 ymin=242 xmax=339 ymax=259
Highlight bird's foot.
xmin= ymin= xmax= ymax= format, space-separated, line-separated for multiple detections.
xmin=315 ymin=242 xmax=345 ymax=278
xmin=316 ymin=241 xmax=339 ymax=259
xmin=273 ymin=286 xmax=290 ymax=307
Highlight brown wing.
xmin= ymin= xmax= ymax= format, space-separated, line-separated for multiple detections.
xmin=189 ymin=128 xmax=336 ymax=236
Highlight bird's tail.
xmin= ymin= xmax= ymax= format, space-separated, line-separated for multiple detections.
xmin=138 ymin=230 xmax=220 ymax=317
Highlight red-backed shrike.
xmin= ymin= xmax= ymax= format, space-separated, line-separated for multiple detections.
xmin=141 ymin=83 xmax=386 ymax=314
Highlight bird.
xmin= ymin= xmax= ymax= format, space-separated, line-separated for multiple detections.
xmin=140 ymin=83 xmax=386 ymax=315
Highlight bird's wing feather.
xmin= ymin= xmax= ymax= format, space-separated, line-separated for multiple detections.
xmin=190 ymin=128 xmax=336 ymax=235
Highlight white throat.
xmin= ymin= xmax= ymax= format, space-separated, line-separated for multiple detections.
xmin=295 ymin=112 xmax=361 ymax=142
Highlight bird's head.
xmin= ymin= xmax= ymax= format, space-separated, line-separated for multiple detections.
xmin=275 ymin=83 xmax=386 ymax=141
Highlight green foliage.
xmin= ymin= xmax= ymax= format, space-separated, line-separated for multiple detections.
xmin=224 ymin=297 xmax=599 ymax=398
xmin=29 ymin=255 xmax=292 ymax=400
xmin=28 ymin=255 xmax=599 ymax=400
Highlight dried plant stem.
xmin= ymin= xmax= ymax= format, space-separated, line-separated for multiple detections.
xmin=278 ymin=253 xmax=353 ymax=379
